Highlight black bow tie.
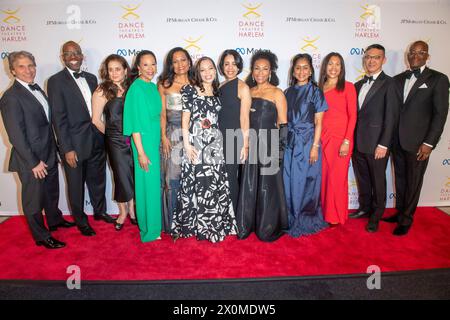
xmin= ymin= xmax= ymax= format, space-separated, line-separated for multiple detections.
xmin=73 ymin=71 xmax=85 ymax=79
xmin=363 ymin=75 xmax=374 ymax=83
xmin=28 ymin=83 xmax=42 ymax=91
xmin=406 ymin=68 xmax=421 ymax=79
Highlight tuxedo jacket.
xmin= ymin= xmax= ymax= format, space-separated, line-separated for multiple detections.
xmin=354 ymin=71 xmax=400 ymax=154
xmin=47 ymin=68 xmax=98 ymax=161
xmin=0 ymin=80 xmax=57 ymax=172
xmin=394 ymin=67 xmax=449 ymax=153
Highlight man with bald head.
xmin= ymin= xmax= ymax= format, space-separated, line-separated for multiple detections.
xmin=48 ymin=41 xmax=115 ymax=236
xmin=385 ymin=41 xmax=449 ymax=235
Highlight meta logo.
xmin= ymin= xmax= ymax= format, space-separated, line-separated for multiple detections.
xmin=442 ymin=159 xmax=450 ymax=166
xmin=235 ymin=47 xmax=263 ymax=55
xmin=1 ymin=51 xmax=9 ymax=59
xmin=116 ymin=49 xmax=141 ymax=57
xmin=350 ymin=48 xmax=365 ymax=55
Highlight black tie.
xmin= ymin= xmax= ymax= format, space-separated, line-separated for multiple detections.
xmin=363 ymin=75 xmax=374 ymax=83
xmin=406 ymin=68 xmax=421 ymax=79
xmin=73 ymin=71 xmax=85 ymax=79
xmin=28 ymin=83 xmax=41 ymax=91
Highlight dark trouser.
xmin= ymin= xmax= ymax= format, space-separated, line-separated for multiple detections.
xmin=17 ymin=163 xmax=63 ymax=241
xmin=352 ymin=149 xmax=389 ymax=223
xmin=392 ymin=144 xmax=429 ymax=227
xmin=63 ymin=132 xmax=106 ymax=227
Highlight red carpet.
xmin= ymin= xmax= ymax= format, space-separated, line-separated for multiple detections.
xmin=0 ymin=207 xmax=449 ymax=281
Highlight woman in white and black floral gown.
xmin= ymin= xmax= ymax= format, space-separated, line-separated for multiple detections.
xmin=171 ymin=57 xmax=238 ymax=243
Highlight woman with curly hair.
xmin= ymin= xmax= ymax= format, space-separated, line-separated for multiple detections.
xmin=91 ymin=54 xmax=135 ymax=231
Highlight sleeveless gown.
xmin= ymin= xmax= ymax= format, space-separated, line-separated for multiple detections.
xmin=218 ymin=78 xmax=243 ymax=213
xmin=104 ymin=97 xmax=134 ymax=202
xmin=161 ymin=93 xmax=183 ymax=233
xmin=237 ymin=97 xmax=288 ymax=242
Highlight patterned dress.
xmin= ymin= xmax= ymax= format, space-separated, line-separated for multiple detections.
xmin=171 ymin=85 xmax=238 ymax=243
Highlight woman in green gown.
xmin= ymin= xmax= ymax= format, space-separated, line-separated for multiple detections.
xmin=123 ymin=50 xmax=162 ymax=242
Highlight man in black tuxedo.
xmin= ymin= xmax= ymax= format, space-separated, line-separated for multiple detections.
xmin=384 ymin=41 xmax=449 ymax=236
xmin=0 ymin=51 xmax=75 ymax=249
xmin=48 ymin=41 xmax=114 ymax=237
xmin=350 ymin=44 xmax=400 ymax=233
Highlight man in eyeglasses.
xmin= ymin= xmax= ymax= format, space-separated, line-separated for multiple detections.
xmin=48 ymin=41 xmax=115 ymax=237
xmin=0 ymin=51 xmax=71 ymax=248
xmin=384 ymin=40 xmax=449 ymax=236
xmin=350 ymin=44 xmax=400 ymax=234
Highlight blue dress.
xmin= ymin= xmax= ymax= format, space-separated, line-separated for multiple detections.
xmin=283 ymin=82 xmax=328 ymax=237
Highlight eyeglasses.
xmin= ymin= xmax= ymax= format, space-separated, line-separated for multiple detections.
xmin=408 ymin=51 xmax=428 ymax=57
xmin=363 ymin=55 xmax=383 ymax=61
xmin=62 ymin=51 xmax=82 ymax=57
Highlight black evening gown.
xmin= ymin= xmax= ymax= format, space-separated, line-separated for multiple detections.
xmin=236 ymin=98 xmax=288 ymax=241
xmin=104 ymin=97 xmax=134 ymax=202
xmin=218 ymin=78 xmax=243 ymax=213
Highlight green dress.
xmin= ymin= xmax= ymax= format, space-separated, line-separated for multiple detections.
xmin=123 ymin=78 xmax=162 ymax=242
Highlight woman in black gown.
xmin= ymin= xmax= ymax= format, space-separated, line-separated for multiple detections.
xmin=218 ymin=49 xmax=251 ymax=214
xmin=92 ymin=54 xmax=135 ymax=230
xmin=237 ymin=50 xmax=289 ymax=241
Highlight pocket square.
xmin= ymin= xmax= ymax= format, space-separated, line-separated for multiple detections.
xmin=419 ymin=83 xmax=428 ymax=89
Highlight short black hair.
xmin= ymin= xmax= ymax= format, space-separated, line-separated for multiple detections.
xmin=245 ymin=49 xmax=279 ymax=88
xmin=218 ymin=49 xmax=244 ymax=76
xmin=366 ymin=44 xmax=385 ymax=54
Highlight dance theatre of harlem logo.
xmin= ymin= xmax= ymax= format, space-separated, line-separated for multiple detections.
xmin=184 ymin=35 xmax=204 ymax=61
xmin=300 ymin=36 xmax=322 ymax=70
xmin=117 ymin=4 xmax=145 ymax=40
xmin=1 ymin=7 xmax=26 ymax=42
xmin=355 ymin=4 xmax=381 ymax=38
xmin=238 ymin=2 xmax=264 ymax=38
xmin=440 ymin=177 xmax=450 ymax=201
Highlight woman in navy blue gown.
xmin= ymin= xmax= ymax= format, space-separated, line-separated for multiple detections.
xmin=283 ymin=53 xmax=328 ymax=237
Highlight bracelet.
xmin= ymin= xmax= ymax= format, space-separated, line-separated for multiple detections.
xmin=342 ymin=140 xmax=350 ymax=145
xmin=312 ymin=143 xmax=320 ymax=148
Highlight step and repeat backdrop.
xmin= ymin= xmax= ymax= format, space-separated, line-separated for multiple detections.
xmin=0 ymin=0 xmax=449 ymax=215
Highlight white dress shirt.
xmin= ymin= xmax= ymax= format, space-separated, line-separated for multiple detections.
xmin=66 ymin=67 xmax=93 ymax=117
xmin=16 ymin=78 xmax=49 ymax=121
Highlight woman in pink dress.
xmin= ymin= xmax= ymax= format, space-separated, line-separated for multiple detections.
xmin=318 ymin=53 xmax=357 ymax=225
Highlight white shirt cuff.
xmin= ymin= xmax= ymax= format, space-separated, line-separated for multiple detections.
xmin=377 ymin=144 xmax=388 ymax=150
xmin=423 ymin=142 xmax=433 ymax=148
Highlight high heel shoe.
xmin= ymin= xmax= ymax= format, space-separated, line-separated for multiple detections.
xmin=129 ymin=215 xmax=138 ymax=225
xmin=114 ymin=221 xmax=124 ymax=231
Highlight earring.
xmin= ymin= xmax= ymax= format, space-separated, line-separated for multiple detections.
xmin=269 ymin=74 xmax=272 ymax=82
xmin=252 ymin=76 xmax=255 ymax=82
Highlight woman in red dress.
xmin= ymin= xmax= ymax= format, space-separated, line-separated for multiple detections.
xmin=319 ymin=53 xmax=357 ymax=225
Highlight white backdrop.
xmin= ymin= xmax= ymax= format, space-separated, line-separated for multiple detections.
xmin=1 ymin=0 xmax=449 ymax=215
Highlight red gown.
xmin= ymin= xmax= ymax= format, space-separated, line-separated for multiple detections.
xmin=321 ymin=82 xmax=357 ymax=224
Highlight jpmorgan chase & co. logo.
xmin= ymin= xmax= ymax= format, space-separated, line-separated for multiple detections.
xmin=184 ymin=36 xmax=204 ymax=61
xmin=1 ymin=8 xmax=26 ymax=42
xmin=300 ymin=36 xmax=322 ymax=70
xmin=238 ymin=2 xmax=264 ymax=38
xmin=355 ymin=4 xmax=380 ymax=38
xmin=118 ymin=4 xmax=145 ymax=40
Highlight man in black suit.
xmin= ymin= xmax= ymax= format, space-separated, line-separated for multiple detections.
xmin=0 ymin=51 xmax=75 ymax=249
xmin=384 ymin=41 xmax=449 ymax=236
xmin=350 ymin=44 xmax=400 ymax=233
xmin=48 ymin=41 xmax=114 ymax=236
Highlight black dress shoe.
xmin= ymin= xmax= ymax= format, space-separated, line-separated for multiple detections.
xmin=93 ymin=213 xmax=116 ymax=224
xmin=366 ymin=220 xmax=379 ymax=233
xmin=48 ymin=219 xmax=76 ymax=231
xmin=36 ymin=237 xmax=66 ymax=249
xmin=349 ymin=210 xmax=370 ymax=219
xmin=393 ymin=225 xmax=410 ymax=236
xmin=382 ymin=214 xmax=399 ymax=223
xmin=78 ymin=224 xmax=96 ymax=236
